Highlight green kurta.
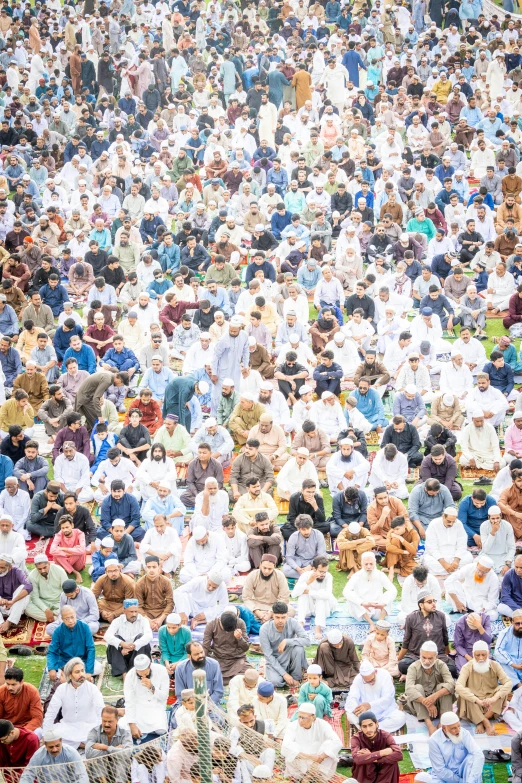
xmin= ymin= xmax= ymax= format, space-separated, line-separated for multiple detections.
xmin=158 ymin=624 xmax=192 ymax=663
xmin=26 ymin=563 xmax=68 ymax=622
xmin=153 ymin=424 xmax=192 ymax=464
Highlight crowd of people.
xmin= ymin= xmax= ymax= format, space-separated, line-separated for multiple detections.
xmin=4 ymin=0 xmax=522 ymax=780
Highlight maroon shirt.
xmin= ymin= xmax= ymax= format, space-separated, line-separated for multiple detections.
xmin=0 ymin=727 xmax=40 ymax=767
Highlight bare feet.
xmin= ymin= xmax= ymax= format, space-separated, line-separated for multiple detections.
xmin=0 ymin=621 xmax=11 ymax=634
xmin=315 ymin=627 xmax=323 ymax=640
xmin=483 ymin=719 xmax=496 ymax=736
xmin=425 ymin=718 xmax=436 ymax=736
xmin=72 ymin=570 xmax=83 ymax=584
xmin=476 ymin=723 xmax=485 ymax=734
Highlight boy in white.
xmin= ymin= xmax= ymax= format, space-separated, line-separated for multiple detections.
xmin=479 ymin=505 xmax=516 ymax=573
xmin=291 ymin=555 xmax=338 ymax=640
xmin=423 ymin=507 xmax=473 ymax=576
xmin=342 ymin=309 xmax=375 ymax=354
xmin=220 ymin=516 xmax=251 ymax=576
xmin=291 ymin=385 xmax=315 ymax=432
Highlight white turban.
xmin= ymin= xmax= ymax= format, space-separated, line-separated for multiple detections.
xmin=440 ymin=712 xmax=460 ymax=726
xmin=472 ymin=640 xmax=489 ymax=652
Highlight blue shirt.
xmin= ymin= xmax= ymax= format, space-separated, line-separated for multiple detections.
xmin=99 ymin=493 xmax=141 ymax=535
xmin=175 ymin=657 xmax=224 ymax=704
xmin=53 ymin=324 xmax=84 ymax=362
xmin=62 ymin=344 xmax=97 ymax=375
xmin=0 ymin=304 xmax=19 ymax=337
xmin=0 ymin=346 xmax=22 ymax=384
xmin=483 ymin=360 xmax=514 ymax=396
xmin=458 ymin=494 xmax=496 ymax=546
xmin=142 ymin=494 xmax=186 ymax=533
xmin=500 ymin=568 xmax=522 ymax=612
xmin=428 ymin=727 xmax=484 ymax=783
xmin=103 ymin=346 xmax=140 ymax=372
xmin=39 ymin=283 xmax=69 ymax=317
xmin=46 ymin=618 xmax=96 ymax=674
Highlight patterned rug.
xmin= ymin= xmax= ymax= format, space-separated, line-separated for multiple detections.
xmin=1 ymin=617 xmax=52 ymax=647
xmin=25 ymin=535 xmax=53 ymax=564
xmin=288 ymin=703 xmax=349 ymax=746
xmin=459 ymin=467 xmax=496 ymax=480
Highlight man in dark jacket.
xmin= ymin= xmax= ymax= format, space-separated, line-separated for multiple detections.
xmin=419 ymin=445 xmax=461 ymax=501
xmin=282 ymin=479 xmax=328 ymax=540
xmin=381 ymin=416 xmax=423 ymax=467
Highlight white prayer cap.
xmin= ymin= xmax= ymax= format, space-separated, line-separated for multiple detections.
xmin=166 ymin=613 xmax=181 ymax=624
xmin=488 ymin=505 xmax=501 ymax=515
xmin=400 ymin=233 xmax=409 ymax=242
xmin=193 ymin=525 xmax=208 ymax=541
xmin=473 ymin=640 xmax=489 ymax=652
xmin=414 ymin=775 xmax=433 ymax=783
xmin=134 ymin=654 xmax=151 ymax=670
xmin=334 ymin=333 xmax=345 ymax=344
xmin=200 ymin=332 xmax=211 ymax=340
xmin=348 ymin=522 xmax=361 ymax=535
xmin=340 ymin=438 xmax=354 ymax=446
xmin=477 ymin=555 xmax=494 ymax=569
xmin=151 ymin=354 xmax=164 ymax=362
xmin=158 ymin=481 xmax=171 ymax=490
xmin=260 ymin=381 xmax=273 ymax=391
xmin=43 ymin=728 xmax=62 ymax=742
xmin=101 ymin=537 xmax=114 ymax=548
xmin=254 ymin=224 xmax=265 ymax=232
xmin=252 ymin=766 xmax=272 ymax=780
xmin=288 ymin=332 xmax=300 ymax=343
xmin=230 ymin=316 xmax=244 ymax=327
xmin=205 ymin=417 xmax=217 ymax=428
xmin=322 ymin=391 xmax=334 ymax=399
xmin=296 ymin=447 xmax=309 ymax=456
xmin=241 ymin=393 xmax=256 ymax=402
xmin=443 ymin=507 xmax=458 ymax=517
xmin=198 ymin=381 xmax=209 ymax=394
xmin=298 ymin=703 xmax=316 ymax=714
xmin=442 ymin=394 xmax=454 ymax=407
xmin=104 ymin=558 xmax=119 ymax=568
xmin=515 ymin=411 xmax=522 ymax=420
xmin=0 ymin=513 xmax=13 ymax=523
xmin=440 ymin=712 xmax=459 ymax=726
xmin=111 ymin=519 xmax=126 ymax=527
xmin=307 ymin=664 xmax=322 ymax=675
xmin=420 ymin=641 xmax=438 ymax=652
xmin=34 ymin=554 xmax=49 ymax=564
xmin=248 ymin=336 xmax=257 ymax=346
xmin=404 ymin=384 xmax=417 ymax=395
xmin=208 ymin=569 xmax=224 ymax=585
xmin=223 ymin=378 xmax=235 ymax=386
xmin=451 ymin=346 xmax=463 ymax=357
xmin=360 ymin=661 xmax=375 ymax=676
xmin=469 ymin=405 xmax=484 ymax=418
xmin=326 ymin=629 xmax=343 ymax=644
xmin=300 ymin=385 xmax=312 ymax=395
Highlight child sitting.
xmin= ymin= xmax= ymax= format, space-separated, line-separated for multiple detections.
xmin=361 ymin=620 xmax=399 ymax=677
xmin=91 ymin=538 xmax=117 ymax=581
xmin=173 ymin=688 xmax=197 ymax=736
xmin=295 ymin=664 xmax=333 ymax=720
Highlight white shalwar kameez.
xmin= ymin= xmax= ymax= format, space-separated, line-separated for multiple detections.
xmin=459 ymin=422 xmax=505 ymax=469
xmin=122 ymin=663 xmax=170 ymax=734
xmin=91 ymin=456 xmax=138 ymax=502
xmin=42 ymin=681 xmax=105 ymax=748
xmin=0 ymin=529 xmax=27 ymax=568
xmin=486 ymin=270 xmax=515 ymax=311
xmin=191 ymin=489 xmax=230 ymax=532
xmin=324 ymin=338 xmax=361 ymax=377
xmin=276 ymin=458 xmax=319 ymax=499
xmin=423 ymin=517 xmax=473 ymax=575
xmin=444 ymin=562 xmax=500 ymax=619
xmin=310 ymin=399 xmax=346 ymax=440
xmin=439 ymin=362 xmax=474 ymax=399
xmin=291 ymin=571 xmax=338 ymax=628
xmin=0 ymin=490 xmax=31 ymax=539
xmin=345 ymin=669 xmax=406 ymax=732
xmin=140 ymin=526 xmax=182 ymax=573
xmin=343 ymin=569 xmax=397 ymax=620
xmin=179 ymin=531 xmax=227 ymax=583
xmin=397 ymin=573 xmax=442 ymax=625
xmin=325 ymin=450 xmax=370 ymax=494
xmin=135 ymin=457 xmax=178 ymax=501
xmin=174 ymin=575 xmax=229 ymax=621
xmin=451 ymin=337 xmax=487 ymax=376
xmin=503 ymin=680 xmax=522 ymax=731
xmin=227 ymin=675 xmax=264 ymax=723
xmin=281 ymin=717 xmax=342 ymax=779
xmin=219 ymin=529 xmax=251 ymax=575
xmin=368 ymin=450 xmax=409 ymax=499
xmin=465 ymin=387 xmax=509 ymax=427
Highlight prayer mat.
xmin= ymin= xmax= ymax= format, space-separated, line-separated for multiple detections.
xmin=273 ymin=490 xmax=289 ymax=515
xmin=486 ymin=310 xmax=508 ymax=319
xmin=29 ymin=620 xmax=51 ymax=646
xmin=366 ymin=432 xmax=380 ymax=446
xmin=459 ymin=467 xmax=496 ymax=480
xmin=442 ymin=329 xmax=456 ymax=339
xmin=99 ymin=658 xmax=126 ymax=701
xmin=25 ymin=534 xmax=53 ymax=564
xmin=407 ymin=467 xmax=420 ymax=483
xmin=2 ymin=617 xmax=35 ymax=647
xmin=176 ymin=464 xmax=189 ymax=480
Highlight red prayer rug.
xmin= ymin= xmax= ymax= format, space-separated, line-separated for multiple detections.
xmin=2 ymin=617 xmax=51 ymax=647
xmin=25 ymin=535 xmax=53 ymax=564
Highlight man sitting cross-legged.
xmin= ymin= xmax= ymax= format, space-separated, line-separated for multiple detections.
xmin=91 ymin=559 xmax=136 ymax=623
xmin=0 ymin=666 xmax=43 ymax=733
xmin=46 ymin=607 xmax=101 ymax=682
xmin=202 ymin=608 xmax=250 ymax=685
xmin=403 ymin=641 xmax=455 ymax=736
xmin=135 ymin=555 xmax=174 ymax=632
xmin=426 ymin=712 xmax=484 ymax=783
xmin=398 ymin=589 xmax=456 ymax=676
xmin=345 ymin=661 xmax=406 ymax=733
xmin=445 ymin=555 xmax=499 ymax=620
xmin=104 ymin=598 xmax=153 ymax=679
xmin=282 ymin=514 xmax=326 ymax=579
xmin=259 ymin=601 xmax=308 ymax=688
xmin=343 ymin=552 xmax=397 ymax=631
xmin=456 ymin=640 xmax=511 ymax=736
xmin=25 ymin=554 xmax=67 ymax=625
xmin=350 ymin=711 xmax=403 ymax=783
xmin=292 ymin=555 xmax=338 ymax=641
xmin=140 ymin=513 xmax=182 ymax=575
xmin=49 ymin=515 xmax=87 ymax=585
xmin=242 ymin=555 xmax=292 ymax=623
xmin=0 ymin=553 xmax=31 ymax=634
xmin=174 ymin=570 xmax=229 ymax=630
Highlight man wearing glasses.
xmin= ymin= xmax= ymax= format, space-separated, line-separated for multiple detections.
xmin=397 ymin=589 xmax=456 ymax=677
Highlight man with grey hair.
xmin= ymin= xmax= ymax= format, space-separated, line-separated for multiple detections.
xmin=403 ymin=640 xmax=455 ymax=735
xmin=0 ymin=511 xmax=27 ymax=566
xmin=174 ymin=570 xmax=229 ymax=629
xmin=459 ymin=284 xmax=487 ymax=337
xmin=42 ymin=657 xmax=105 ymax=748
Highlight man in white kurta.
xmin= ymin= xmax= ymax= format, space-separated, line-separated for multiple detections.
xmin=486 ymin=265 xmax=515 ymax=311
xmin=310 ymin=394 xmax=346 ymax=440
xmin=424 ymin=508 xmax=473 ymax=576
xmin=465 ymin=377 xmax=509 ymax=427
xmin=134 ymin=453 xmax=177 ymax=501
xmin=0 ymin=481 xmax=31 ymax=539
xmin=140 ymin=514 xmax=182 ymax=573
xmin=191 ymin=478 xmax=230 ymax=532
xmin=123 ymin=654 xmax=170 ymax=738
xmin=0 ymin=515 xmax=27 ymax=568
xmin=220 ymin=518 xmax=251 ymax=575
xmin=325 ymin=438 xmax=370 ymax=494
xmin=91 ymin=452 xmax=138 ymax=503
xmin=368 ymin=446 xmax=409 ymax=499
xmin=281 ymin=703 xmax=342 ymax=779
xmin=439 ymin=351 xmax=474 ymax=400
xmin=324 ymin=333 xmax=360 ymax=378
xmin=345 ymin=661 xmax=406 ymax=732
xmin=179 ymin=526 xmax=227 ymax=583
xmin=258 ymin=101 xmax=278 ymax=148
xmin=42 ymin=658 xmax=105 ymax=748
xmin=174 ymin=571 xmax=229 ymax=625
xmin=276 ymin=449 xmax=319 ymax=500
xmin=445 ymin=555 xmax=499 ymax=620
xmin=343 ymin=552 xmax=397 ymax=625
xmin=452 ymin=332 xmax=487 ymax=377
xmin=54 ymin=445 xmax=94 ymax=502
xmin=398 ymin=569 xmax=442 ymax=625
xmin=291 ymin=558 xmax=338 ymax=639
xmin=459 ymin=411 xmax=504 ymax=470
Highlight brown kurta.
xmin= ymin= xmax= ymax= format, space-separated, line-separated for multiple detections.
xmin=229 ymin=401 xmax=265 ymax=446
xmin=12 ymin=372 xmax=49 ymax=415
xmin=309 ymin=321 xmax=340 ymax=355
xmin=385 ymin=525 xmax=420 ymax=576
xmin=91 ymin=573 xmax=136 ymax=618
xmin=248 ymin=423 xmax=289 ymax=469
xmin=242 ymin=569 xmax=290 ymax=615
xmin=404 ymin=659 xmax=455 ymax=720
xmin=427 ymin=394 xmax=464 ymax=428
xmin=291 ymin=70 xmax=312 ymax=108
xmin=499 ymin=484 xmax=522 ymax=538
xmin=313 ymin=636 xmax=360 ymax=689
xmin=293 ymin=428 xmax=331 ymax=469
xmin=202 ymin=617 xmax=250 ymax=684
xmin=336 ymin=528 xmax=375 ymax=572
xmin=456 ymin=660 xmax=512 ymax=724
xmin=249 ymin=345 xmax=275 ymax=379
xmin=135 ymin=574 xmax=174 ymax=619
xmin=367 ymin=497 xmax=409 ymax=550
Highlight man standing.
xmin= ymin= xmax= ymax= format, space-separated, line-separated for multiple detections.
xmin=75 ymin=371 xmax=129 ymax=432
xmin=211 ymin=318 xmax=249 ymax=413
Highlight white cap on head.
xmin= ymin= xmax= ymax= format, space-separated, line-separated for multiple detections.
xmin=298 ymin=703 xmax=316 ymax=714
xmin=193 ymin=525 xmax=207 ymax=541
xmin=326 ymin=629 xmax=342 ymax=644
xmin=473 ymin=640 xmax=489 ymax=652
xmin=442 ymin=394 xmax=454 ymax=407
xmin=296 ymin=447 xmax=309 ymax=456
xmin=477 ymin=555 xmax=494 ymax=569
xmin=420 ymin=641 xmax=438 ymax=653
xmin=158 ymin=480 xmax=171 ymax=490
xmin=334 ymin=333 xmax=345 ymax=343
xmin=488 ymin=505 xmax=501 ymax=515
xmin=444 ymin=507 xmax=458 ymax=516
xmin=405 ymin=384 xmax=417 ymax=395
xmin=252 ymin=766 xmax=272 ymax=780
xmin=43 ymin=728 xmax=62 ymax=742
xmin=321 ymin=391 xmax=334 ymax=399
xmin=101 ymin=537 xmax=114 ymax=548
xmin=134 ymin=654 xmax=151 ymax=670
xmin=288 ymin=332 xmax=300 ymax=343
xmin=260 ymin=381 xmax=273 ymax=391
xmin=223 ymin=378 xmax=234 ymax=386
xmin=307 ymin=664 xmax=322 ymax=675
xmin=208 ymin=569 xmax=224 ymax=585
xmin=348 ymin=522 xmax=361 ymax=535
xmin=440 ymin=712 xmax=459 ymax=726
xmin=248 ymin=336 xmax=257 ymax=346
xmin=34 ymin=554 xmax=49 ymax=564
xmin=230 ymin=316 xmax=244 ymax=327
xmin=299 ymin=384 xmax=312 ymax=395
xmin=111 ymin=519 xmax=125 ymax=528
xmin=359 ymin=661 xmax=375 ymax=676
xmin=166 ymin=613 xmax=181 ymax=624
xmin=205 ymin=417 xmax=217 ymax=428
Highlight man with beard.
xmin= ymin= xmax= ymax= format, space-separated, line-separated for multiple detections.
xmin=313 ymin=629 xmax=360 ymax=692
xmin=403 ymin=641 xmax=455 ymax=736
xmin=350 ymin=711 xmax=403 ymax=783
xmin=325 ymin=438 xmax=370 ymax=495
xmin=495 ymin=608 xmax=522 ymax=686
xmin=259 ymin=601 xmax=308 ymax=687
xmin=104 ymin=598 xmax=153 ymax=678
xmin=217 ymin=377 xmax=239 ymax=427
xmin=352 ymin=378 xmax=389 ymax=433
xmin=398 ymin=590 xmax=455 ymax=676
xmin=202 ymin=609 xmax=250 ymax=684
xmin=42 ymin=657 xmax=104 ymax=748
xmin=174 ymin=641 xmax=224 ymax=704
xmin=456 ymin=641 xmax=511 ymax=736
xmin=343 ymin=552 xmax=397 ymax=631
xmin=232 ymin=478 xmax=279 ymax=534
xmin=345 ymin=661 xmax=406 ymax=733
xmin=0 ymin=553 xmax=32 ymax=634
xmin=247 ymin=512 xmax=283 ymax=569
xmin=175 ymin=570 xmax=228 ymax=631
xmin=211 ymin=317 xmax=250 ymax=413
xmin=92 ymin=559 xmax=136 ymax=623
xmin=445 ymin=556 xmax=499 ymax=620
xmin=25 ymin=554 xmax=67 ymax=625
xmin=242 ymin=556 xmax=292 ymax=623
xmin=427 ymin=713 xmax=484 ymax=783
